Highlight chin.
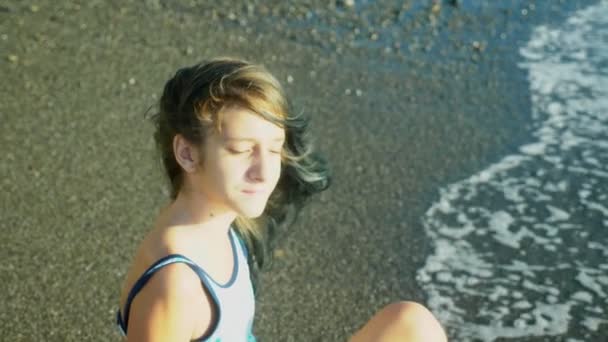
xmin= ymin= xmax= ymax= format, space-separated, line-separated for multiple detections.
xmin=231 ymin=194 xmax=270 ymax=218
xmin=232 ymin=201 xmax=267 ymax=218
xmin=239 ymin=206 xmax=266 ymax=218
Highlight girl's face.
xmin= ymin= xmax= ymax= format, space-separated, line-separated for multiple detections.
xmin=194 ymin=106 xmax=285 ymax=218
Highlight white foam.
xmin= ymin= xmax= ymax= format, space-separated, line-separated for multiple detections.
xmin=417 ymin=1 xmax=608 ymax=340
xmin=520 ymin=142 xmax=546 ymax=155
xmin=572 ymin=291 xmax=593 ymax=303
xmin=582 ymin=317 xmax=608 ymax=331
xmin=575 ymin=270 xmax=607 ymax=298
xmin=546 ymin=205 xmax=570 ymax=222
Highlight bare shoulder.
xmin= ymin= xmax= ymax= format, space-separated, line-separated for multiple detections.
xmin=119 ymin=223 xmax=201 ymax=312
xmin=126 ymin=261 xmax=211 ymax=341
xmin=143 ymin=260 xmax=203 ymax=295
xmin=120 ymin=223 xmax=214 ymax=341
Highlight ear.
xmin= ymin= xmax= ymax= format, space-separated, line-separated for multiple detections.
xmin=173 ymin=134 xmax=200 ymax=173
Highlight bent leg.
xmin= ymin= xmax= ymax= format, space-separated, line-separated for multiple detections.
xmin=349 ymin=301 xmax=447 ymax=342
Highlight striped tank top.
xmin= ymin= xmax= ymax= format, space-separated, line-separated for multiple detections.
xmin=116 ymin=228 xmax=256 ymax=341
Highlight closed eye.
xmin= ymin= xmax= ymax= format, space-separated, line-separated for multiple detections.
xmin=226 ymin=146 xmax=282 ymax=155
xmin=227 ymin=148 xmax=251 ymax=154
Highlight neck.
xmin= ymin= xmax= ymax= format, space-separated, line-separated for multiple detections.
xmin=164 ymin=187 xmax=237 ymax=236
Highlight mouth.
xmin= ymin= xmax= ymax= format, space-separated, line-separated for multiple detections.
xmin=242 ymin=189 xmax=265 ymax=195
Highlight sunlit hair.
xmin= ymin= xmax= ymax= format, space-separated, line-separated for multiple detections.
xmin=149 ymin=58 xmax=330 ymax=290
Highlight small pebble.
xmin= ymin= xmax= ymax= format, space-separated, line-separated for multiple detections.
xmin=7 ymin=54 xmax=18 ymax=63
xmin=128 ymin=78 xmax=136 ymax=85
xmin=431 ymin=2 xmax=441 ymax=14
xmin=345 ymin=88 xmax=351 ymax=95
xmin=30 ymin=5 xmax=39 ymax=12
xmin=286 ymin=75 xmax=294 ymax=83
xmin=355 ymin=89 xmax=362 ymax=96
xmin=472 ymin=41 xmax=484 ymax=52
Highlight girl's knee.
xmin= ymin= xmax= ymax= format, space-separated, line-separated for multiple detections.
xmin=349 ymin=301 xmax=448 ymax=342
xmin=384 ymin=301 xmax=432 ymax=322
xmin=383 ymin=301 xmax=447 ymax=342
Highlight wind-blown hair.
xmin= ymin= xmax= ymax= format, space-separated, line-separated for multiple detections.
xmin=149 ymin=58 xmax=330 ymax=290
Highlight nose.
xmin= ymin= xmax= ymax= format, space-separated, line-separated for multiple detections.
xmin=247 ymin=149 xmax=273 ymax=183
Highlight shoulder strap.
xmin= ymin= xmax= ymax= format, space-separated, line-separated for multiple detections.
xmin=119 ymin=254 xmax=199 ymax=333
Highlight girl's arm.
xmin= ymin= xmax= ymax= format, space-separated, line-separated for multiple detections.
xmin=125 ymin=263 xmax=212 ymax=342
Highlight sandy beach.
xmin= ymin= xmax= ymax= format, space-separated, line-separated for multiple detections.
xmin=1 ymin=1 xmax=603 ymax=341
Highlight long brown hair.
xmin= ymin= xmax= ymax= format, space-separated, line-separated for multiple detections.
xmin=149 ymin=58 xmax=330 ymax=290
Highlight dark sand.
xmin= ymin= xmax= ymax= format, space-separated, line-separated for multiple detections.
xmin=0 ymin=1 xmax=599 ymax=341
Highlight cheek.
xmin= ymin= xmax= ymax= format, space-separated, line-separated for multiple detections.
xmin=201 ymin=155 xmax=235 ymax=186
xmin=217 ymin=158 xmax=248 ymax=184
xmin=270 ymin=159 xmax=283 ymax=183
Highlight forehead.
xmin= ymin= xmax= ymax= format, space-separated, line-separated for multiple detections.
xmin=219 ymin=106 xmax=285 ymax=141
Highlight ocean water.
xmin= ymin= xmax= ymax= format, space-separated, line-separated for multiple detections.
xmin=416 ymin=1 xmax=608 ymax=341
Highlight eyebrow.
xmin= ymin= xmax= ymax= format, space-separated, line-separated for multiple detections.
xmin=224 ymin=137 xmax=285 ymax=142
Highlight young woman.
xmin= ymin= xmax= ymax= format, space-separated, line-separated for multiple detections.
xmin=116 ymin=58 xmax=447 ymax=341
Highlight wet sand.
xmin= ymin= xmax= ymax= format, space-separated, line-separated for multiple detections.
xmin=0 ymin=1 xmax=599 ymax=341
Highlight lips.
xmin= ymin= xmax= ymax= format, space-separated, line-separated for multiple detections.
xmin=242 ymin=189 xmax=265 ymax=194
